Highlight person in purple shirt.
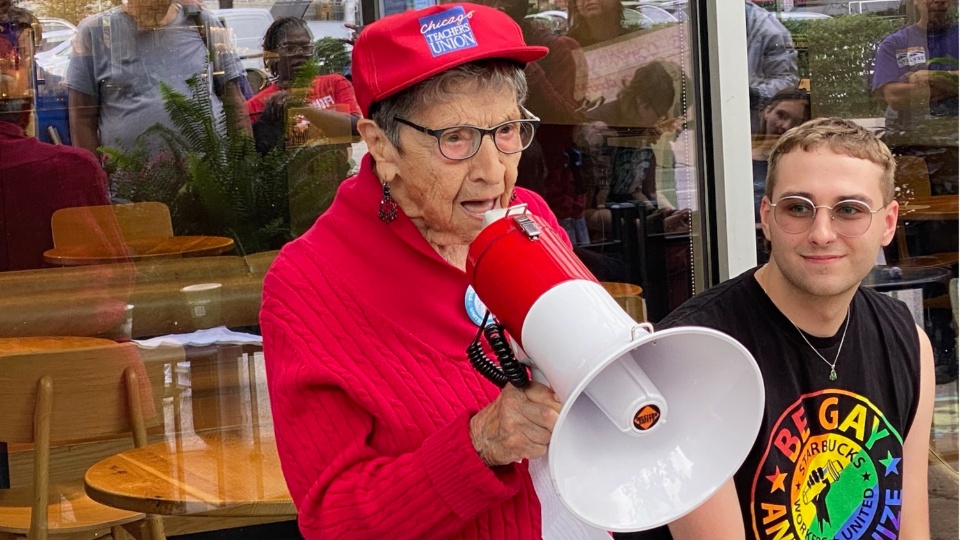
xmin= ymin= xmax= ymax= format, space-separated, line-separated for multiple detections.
xmin=873 ymin=0 xmax=958 ymax=129
xmin=872 ymin=0 xmax=957 ymax=194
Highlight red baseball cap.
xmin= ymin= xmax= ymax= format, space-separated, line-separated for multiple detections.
xmin=351 ymin=3 xmax=548 ymax=117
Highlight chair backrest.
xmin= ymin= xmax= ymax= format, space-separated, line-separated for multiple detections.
xmin=51 ymin=202 xmax=173 ymax=249
xmin=0 ymin=342 xmax=156 ymax=445
xmin=0 ymin=341 xmax=158 ymax=539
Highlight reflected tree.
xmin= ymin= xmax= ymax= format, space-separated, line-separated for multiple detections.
xmin=801 ymin=14 xmax=900 ymax=118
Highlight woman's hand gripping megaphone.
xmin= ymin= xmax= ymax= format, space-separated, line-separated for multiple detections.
xmin=469 ymin=381 xmax=563 ymax=467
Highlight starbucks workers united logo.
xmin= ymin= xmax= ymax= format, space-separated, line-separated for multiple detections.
xmin=751 ymin=390 xmax=905 ymax=540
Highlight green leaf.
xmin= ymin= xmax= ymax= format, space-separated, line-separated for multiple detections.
xmin=802 ymin=14 xmax=902 ymax=118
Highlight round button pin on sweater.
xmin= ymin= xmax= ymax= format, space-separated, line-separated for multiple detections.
xmin=464 ymin=285 xmax=488 ymax=327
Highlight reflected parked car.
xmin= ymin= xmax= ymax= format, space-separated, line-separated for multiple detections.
xmin=35 ymin=18 xmax=77 ymax=78
xmin=36 ymin=17 xmax=77 ymax=55
xmin=624 ymin=0 xmax=689 ymax=22
xmin=35 ymin=39 xmax=71 ymax=77
xmin=524 ymin=10 xmax=569 ymax=34
xmin=774 ymin=10 xmax=832 ymax=21
xmin=212 ymin=8 xmax=274 ymax=92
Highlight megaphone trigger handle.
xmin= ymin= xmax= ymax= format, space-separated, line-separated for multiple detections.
xmin=503 ymin=203 xmax=529 ymax=217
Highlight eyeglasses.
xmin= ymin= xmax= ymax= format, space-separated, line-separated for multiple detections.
xmin=276 ymin=43 xmax=315 ymax=56
xmin=769 ymin=195 xmax=885 ymax=238
xmin=394 ymin=112 xmax=540 ymax=161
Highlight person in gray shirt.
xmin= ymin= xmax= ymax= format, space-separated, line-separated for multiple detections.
xmin=67 ymin=0 xmax=250 ymax=155
xmin=744 ymin=0 xmax=799 ymax=134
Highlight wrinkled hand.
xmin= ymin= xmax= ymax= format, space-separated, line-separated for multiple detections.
xmin=470 ymin=381 xmax=563 ymax=467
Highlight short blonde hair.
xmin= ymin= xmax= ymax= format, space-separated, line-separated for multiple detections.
xmin=766 ymin=117 xmax=896 ymax=204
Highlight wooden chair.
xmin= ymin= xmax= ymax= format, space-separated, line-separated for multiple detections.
xmin=0 ymin=343 xmax=165 ymax=540
xmin=50 ymin=202 xmax=173 ymax=249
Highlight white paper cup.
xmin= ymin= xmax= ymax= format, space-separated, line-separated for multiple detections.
xmin=181 ymin=283 xmax=223 ymax=330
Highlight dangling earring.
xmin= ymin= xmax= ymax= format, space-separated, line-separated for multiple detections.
xmin=378 ymin=181 xmax=398 ymax=223
xmin=509 ymin=190 xmax=518 ymax=204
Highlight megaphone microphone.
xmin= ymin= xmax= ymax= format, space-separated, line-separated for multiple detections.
xmin=466 ymin=205 xmax=765 ymax=532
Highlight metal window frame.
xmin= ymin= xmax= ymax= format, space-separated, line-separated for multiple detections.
xmin=696 ymin=0 xmax=758 ymax=285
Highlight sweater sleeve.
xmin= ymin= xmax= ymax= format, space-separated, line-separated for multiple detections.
xmin=261 ymin=262 xmax=523 ymax=539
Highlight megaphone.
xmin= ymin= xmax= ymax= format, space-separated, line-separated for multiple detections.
xmin=466 ymin=205 xmax=765 ymax=532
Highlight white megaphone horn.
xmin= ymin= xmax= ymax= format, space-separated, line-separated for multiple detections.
xmin=465 ymin=205 xmax=765 ymax=532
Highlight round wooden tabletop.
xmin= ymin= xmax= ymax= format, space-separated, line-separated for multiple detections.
xmin=899 ymin=195 xmax=958 ymax=222
xmin=84 ymin=429 xmax=295 ymax=518
xmin=43 ymin=236 xmax=235 ymax=266
xmin=601 ymin=281 xmax=643 ymax=297
xmin=0 ymin=336 xmax=118 ymax=356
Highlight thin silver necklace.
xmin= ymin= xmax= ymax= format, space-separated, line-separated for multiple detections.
xmin=789 ymin=308 xmax=850 ymax=381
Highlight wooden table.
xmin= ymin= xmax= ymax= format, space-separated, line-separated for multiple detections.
xmin=43 ymin=236 xmax=235 ymax=266
xmin=84 ymin=430 xmax=295 ymax=518
xmin=899 ymin=195 xmax=959 ymax=222
xmin=601 ymin=282 xmax=646 ymax=323
xmin=0 ymin=336 xmax=118 ymax=355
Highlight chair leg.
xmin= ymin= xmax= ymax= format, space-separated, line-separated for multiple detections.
xmin=122 ymin=516 xmax=165 ymax=540
xmin=146 ymin=515 xmax=166 ymax=540
xmin=111 ymin=525 xmax=127 ymax=540
xmin=26 ymin=524 xmax=46 ymax=540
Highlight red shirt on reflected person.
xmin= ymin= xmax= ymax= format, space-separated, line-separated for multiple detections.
xmin=0 ymin=121 xmax=115 ymax=271
xmin=246 ymin=73 xmax=361 ymax=123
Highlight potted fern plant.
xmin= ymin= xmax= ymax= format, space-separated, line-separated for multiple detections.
xmin=104 ymin=68 xmax=343 ymax=254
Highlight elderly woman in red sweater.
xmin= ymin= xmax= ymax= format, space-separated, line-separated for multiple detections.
xmin=260 ymin=4 xmax=739 ymax=539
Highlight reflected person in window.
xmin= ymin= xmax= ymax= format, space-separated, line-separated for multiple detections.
xmin=751 ymin=88 xmax=811 ymax=223
xmin=579 ymin=60 xmax=691 ymax=243
xmin=0 ymin=22 xmax=113 ymax=271
xmin=567 ymin=0 xmax=637 ymax=47
xmin=66 ymin=0 xmax=250 ymax=156
xmin=744 ymin=0 xmax=799 ymax=134
xmin=873 ymin=0 xmax=958 ymax=196
xmin=247 ymin=17 xmax=361 ymax=155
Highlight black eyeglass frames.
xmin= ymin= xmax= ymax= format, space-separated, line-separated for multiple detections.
xmin=394 ymin=111 xmax=540 ymax=161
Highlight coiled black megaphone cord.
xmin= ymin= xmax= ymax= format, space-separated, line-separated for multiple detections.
xmin=466 ymin=311 xmax=530 ymax=388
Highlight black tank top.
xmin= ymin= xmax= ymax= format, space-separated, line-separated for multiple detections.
xmin=652 ymin=267 xmax=921 ymax=540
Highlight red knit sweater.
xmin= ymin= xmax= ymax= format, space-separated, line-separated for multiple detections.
xmin=261 ymin=155 xmax=569 ymax=539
